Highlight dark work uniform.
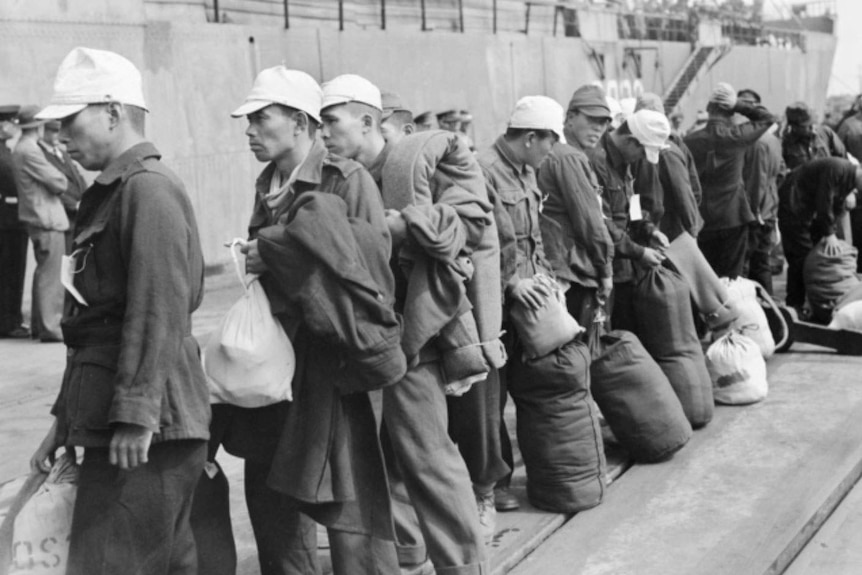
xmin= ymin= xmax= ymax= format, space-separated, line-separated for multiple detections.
xmin=685 ymin=103 xmax=776 ymax=278
xmin=0 ymin=141 xmax=27 ymax=335
xmin=53 ymin=143 xmax=210 ymax=575
xmin=778 ymin=157 xmax=858 ymax=309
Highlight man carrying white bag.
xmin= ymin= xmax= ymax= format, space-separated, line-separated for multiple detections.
xmin=203 ymin=239 xmax=295 ymax=407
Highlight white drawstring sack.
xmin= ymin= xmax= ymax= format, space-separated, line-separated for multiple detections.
xmin=706 ymin=331 xmax=768 ymax=405
xmin=203 ymin=240 xmax=294 ymax=407
xmin=829 ymin=300 xmax=862 ymax=332
xmin=9 ymin=454 xmax=78 ymax=575
xmin=717 ymin=277 xmax=775 ymax=359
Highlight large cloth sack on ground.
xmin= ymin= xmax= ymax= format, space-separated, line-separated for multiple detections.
xmin=836 ymin=282 xmax=862 ymax=311
xmin=203 ymin=242 xmax=294 ymax=408
xmin=9 ymin=454 xmax=77 ymax=575
xmin=590 ymin=330 xmax=692 ymax=462
xmin=510 ymin=274 xmax=584 ymax=359
xmin=508 ymin=340 xmax=605 ymax=513
xmin=804 ymin=240 xmax=860 ymax=323
xmin=633 ymin=264 xmax=714 ymax=428
xmin=829 ymin=301 xmax=862 ymax=332
xmin=717 ymin=277 xmax=775 ymax=358
xmin=706 ymin=331 xmax=768 ymax=405
xmin=665 ymin=231 xmax=738 ymax=329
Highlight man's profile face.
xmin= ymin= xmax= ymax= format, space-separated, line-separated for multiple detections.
xmin=60 ymin=106 xmax=111 ymax=171
xmin=244 ymin=105 xmax=300 ymax=164
xmin=524 ymin=133 xmax=557 ymax=170
xmin=43 ymin=127 xmax=60 ymax=147
xmin=566 ymin=110 xmax=609 ymax=149
xmin=0 ymin=119 xmax=18 ymax=141
xmin=320 ymin=104 xmax=366 ymax=160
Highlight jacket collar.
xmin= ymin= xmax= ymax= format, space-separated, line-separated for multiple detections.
xmin=95 ymin=142 xmax=161 ymax=186
xmin=366 ymin=142 xmax=391 ymax=187
xmin=255 ymin=137 xmax=327 ymax=194
xmin=494 ymin=136 xmax=528 ymax=175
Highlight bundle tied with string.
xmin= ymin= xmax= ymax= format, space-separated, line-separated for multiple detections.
xmin=202 ymin=239 xmax=295 ymax=408
xmin=713 ymin=278 xmax=775 ymax=359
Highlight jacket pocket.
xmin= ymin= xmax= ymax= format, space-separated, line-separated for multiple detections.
xmin=68 ymin=345 xmax=120 ymax=432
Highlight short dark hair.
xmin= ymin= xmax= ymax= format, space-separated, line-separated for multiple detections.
xmin=504 ymin=127 xmax=558 ymax=141
xmin=270 ymin=104 xmax=320 ymax=136
xmin=737 ymin=89 xmax=762 ymax=104
xmin=382 ymin=110 xmax=414 ymax=129
xmin=125 ymin=105 xmax=147 ymax=135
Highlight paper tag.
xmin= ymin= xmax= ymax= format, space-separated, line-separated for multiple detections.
xmin=61 ymin=255 xmax=88 ymax=306
xmin=629 ymin=194 xmax=643 ymax=221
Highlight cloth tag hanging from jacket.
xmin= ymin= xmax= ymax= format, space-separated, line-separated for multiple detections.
xmin=629 ymin=194 xmax=643 ymax=221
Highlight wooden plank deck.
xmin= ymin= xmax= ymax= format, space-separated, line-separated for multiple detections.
xmin=509 ymin=350 xmax=862 ymax=575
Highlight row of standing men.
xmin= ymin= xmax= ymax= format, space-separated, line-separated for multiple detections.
xmin=16 ymin=43 xmax=862 ymax=575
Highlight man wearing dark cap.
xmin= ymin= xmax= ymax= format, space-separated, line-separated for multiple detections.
xmin=782 ymin=101 xmax=845 ymax=171
xmin=537 ymin=84 xmax=615 ymax=327
xmin=379 ymin=91 xmax=415 ymax=146
xmin=40 ymin=119 xmax=87 ymax=252
xmin=0 ymin=105 xmax=29 ymax=338
xmin=12 ymin=105 xmax=68 ymax=342
xmin=684 ymin=82 xmax=777 ymax=279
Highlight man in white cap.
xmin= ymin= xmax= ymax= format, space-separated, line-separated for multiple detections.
xmin=684 ymin=81 xmax=776 ymax=279
xmin=12 ymin=104 xmax=69 ymax=342
xmin=29 ymin=47 xmax=210 ymax=574
xmin=321 ymin=73 xmax=492 ymax=575
xmin=585 ymin=108 xmax=671 ymax=331
xmin=478 ymin=96 xmax=563 ymax=518
xmin=223 ymin=66 xmax=401 ymax=575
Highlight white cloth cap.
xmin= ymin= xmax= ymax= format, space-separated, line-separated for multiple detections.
xmin=627 ymin=109 xmax=670 ymax=164
xmin=321 ymin=74 xmax=382 ymax=111
xmin=231 ymin=67 xmax=323 ymax=123
xmin=507 ymin=96 xmax=565 ymax=141
xmin=37 ymin=47 xmax=147 ymax=120
xmin=709 ymin=82 xmax=737 ymax=110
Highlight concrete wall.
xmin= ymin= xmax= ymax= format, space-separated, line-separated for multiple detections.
xmin=0 ymin=5 xmax=837 ymax=266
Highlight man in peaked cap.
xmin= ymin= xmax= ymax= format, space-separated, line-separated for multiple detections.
xmin=29 ymin=47 xmax=211 ymax=575
xmin=782 ymin=100 xmax=845 ymax=171
xmin=321 ymin=73 xmax=496 ymax=575
xmin=222 ymin=66 xmax=402 ymax=575
xmin=0 ymin=104 xmax=30 ymax=339
xmin=39 ymin=119 xmax=87 ymax=253
xmin=379 ymin=91 xmax=415 ymax=146
xmin=537 ymin=83 xmax=615 ymax=330
xmin=12 ymin=104 xmax=68 ymax=343
xmin=685 ymin=81 xmax=777 ymax=279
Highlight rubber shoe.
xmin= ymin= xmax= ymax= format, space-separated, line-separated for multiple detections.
xmin=477 ymin=491 xmax=496 ymax=543
xmin=494 ymin=487 xmax=519 ymax=511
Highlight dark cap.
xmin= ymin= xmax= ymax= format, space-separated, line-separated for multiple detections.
xmin=381 ymin=91 xmax=411 ymax=121
xmin=0 ymin=105 xmax=20 ymax=121
xmin=17 ymin=105 xmax=46 ymax=130
xmin=44 ymin=120 xmax=62 ymax=131
xmin=436 ymin=108 xmax=460 ymax=121
xmin=785 ymin=101 xmax=812 ymax=126
xmin=567 ymin=84 xmax=611 ymax=119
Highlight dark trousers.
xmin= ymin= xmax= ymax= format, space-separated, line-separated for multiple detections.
xmin=67 ymin=440 xmax=207 ymax=575
xmin=697 ymin=225 xmax=749 ymax=279
xmin=0 ymin=228 xmax=27 ymax=333
xmin=28 ymin=227 xmax=65 ymax=340
xmin=852 ymin=208 xmax=862 ymax=273
xmin=745 ymin=221 xmax=776 ymax=295
xmin=447 ymin=366 xmax=509 ymax=492
xmin=608 ymin=282 xmax=637 ymax=333
xmin=382 ymin=359 xmax=487 ymax=574
xmin=778 ymin=217 xmax=823 ymax=310
xmin=193 ymin=403 xmax=320 ymax=575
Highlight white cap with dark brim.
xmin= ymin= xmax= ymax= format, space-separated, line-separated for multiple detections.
xmin=507 ymin=95 xmax=565 ymax=142
xmin=37 ymin=47 xmax=148 ymax=120
xmin=321 ymin=74 xmax=382 ymax=111
xmin=231 ymin=67 xmax=323 ymax=123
